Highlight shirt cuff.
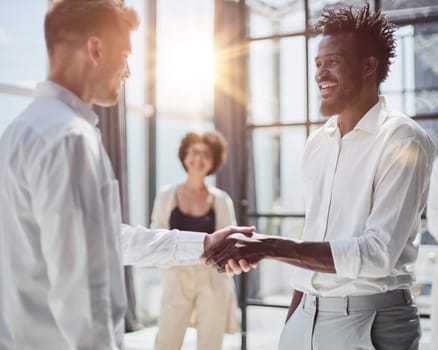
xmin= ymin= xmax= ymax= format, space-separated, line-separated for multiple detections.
xmin=175 ymin=231 xmax=206 ymax=264
xmin=330 ymin=238 xmax=361 ymax=279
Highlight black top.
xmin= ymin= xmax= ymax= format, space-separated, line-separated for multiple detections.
xmin=169 ymin=206 xmax=216 ymax=234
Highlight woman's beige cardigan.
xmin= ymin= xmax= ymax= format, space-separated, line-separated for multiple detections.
xmin=150 ymin=184 xmax=241 ymax=333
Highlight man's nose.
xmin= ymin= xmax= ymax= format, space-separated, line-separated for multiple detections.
xmin=316 ymin=67 xmax=329 ymax=82
xmin=124 ymin=62 xmax=131 ymax=79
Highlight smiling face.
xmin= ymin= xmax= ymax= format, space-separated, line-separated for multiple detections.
xmin=93 ymin=30 xmax=132 ymax=106
xmin=183 ymin=141 xmax=214 ymax=178
xmin=315 ymin=33 xmax=363 ymax=117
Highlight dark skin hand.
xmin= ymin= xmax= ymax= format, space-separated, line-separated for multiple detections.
xmin=202 ymin=236 xmax=336 ymax=274
xmin=203 ymin=225 xmax=256 ymax=252
xmin=202 ymin=236 xmax=334 ymax=322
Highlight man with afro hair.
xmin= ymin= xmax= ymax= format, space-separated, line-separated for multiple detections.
xmin=203 ymin=4 xmax=436 ymax=349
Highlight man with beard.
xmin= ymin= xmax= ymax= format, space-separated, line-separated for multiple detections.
xmin=203 ymin=4 xmax=436 ymax=349
xmin=0 ymin=1 xmax=254 ymax=349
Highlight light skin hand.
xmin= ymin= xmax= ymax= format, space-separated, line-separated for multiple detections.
xmin=225 ymin=259 xmax=258 ymax=276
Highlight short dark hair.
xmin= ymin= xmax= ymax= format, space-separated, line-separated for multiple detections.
xmin=45 ymin=0 xmax=139 ymax=56
xmin=314 ymin=3 xmax=397 ymax=85
xmin=178 ymin=131 xmax=227 ymax=176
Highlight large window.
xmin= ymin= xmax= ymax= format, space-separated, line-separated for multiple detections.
xmin=125 ymin=0 xmax=215 ymax=225
xmin=0 ymin=1 xmax=48 ymax=136
xmin=125 ymin=0 xmax=150 ymax=227
xmin=123 ymin=0 xmax=217 ymax=333
xmin=155 ymin=0 xmax=215 ymax=189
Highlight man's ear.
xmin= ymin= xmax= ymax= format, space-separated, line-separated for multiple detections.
xmin=87 ymin=36 xmax=102 ymax=66
xmin=363 ymin=56 xmax=378 ymax=78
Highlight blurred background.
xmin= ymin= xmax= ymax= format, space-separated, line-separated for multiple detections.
xmin=1 ymin=0 xmax=438 ymax=349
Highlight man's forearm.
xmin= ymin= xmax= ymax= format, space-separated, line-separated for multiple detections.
xmin=265 ymin=238 xmax=336 ymax=273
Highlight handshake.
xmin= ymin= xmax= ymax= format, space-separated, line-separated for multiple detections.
xmin=201 ymin=225 xmax=276 ymax=275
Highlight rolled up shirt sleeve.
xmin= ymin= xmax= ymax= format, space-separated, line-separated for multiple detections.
xmin=330 ymin=238 xmax=361 ymax=279
xmin=331 ymin=137 xmax=433 ymax=279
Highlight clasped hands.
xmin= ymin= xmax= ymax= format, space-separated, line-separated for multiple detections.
xmin=202 ymin=225 xmax=271 ymax=275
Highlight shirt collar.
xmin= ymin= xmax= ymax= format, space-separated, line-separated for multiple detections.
xmin=34 ymin=80 xmax=99 ymax=126
xmin=353 ymin=96 xmax=388 ymax=134
xmin=324 ymin=116 xmax=339 ymax=136
xmin=323 ymin=96 xmax=389 ymax=137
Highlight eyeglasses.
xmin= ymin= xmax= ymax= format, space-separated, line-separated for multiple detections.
xmin=187 ymin=148 xmax=213 ymax=159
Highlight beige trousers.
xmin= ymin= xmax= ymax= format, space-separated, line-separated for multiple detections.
xmin=154 ymin=264 xmax=240 ymax=350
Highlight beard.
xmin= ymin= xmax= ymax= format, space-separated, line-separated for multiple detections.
xmin=319 ymin=97 xmax=347 ymax=117
xmin=319 ymin=77 xmax=362 ymax=117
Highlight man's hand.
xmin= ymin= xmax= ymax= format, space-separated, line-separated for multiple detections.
xmin=204 ymin=233 xmax=336 ymax=275
xmin=224 ymin=258 xmax=258 ymax=275
xmin=203 ymin=225 xmax=256 ymax=253
xmin=202 ymin=233 xmax=272 ymax=273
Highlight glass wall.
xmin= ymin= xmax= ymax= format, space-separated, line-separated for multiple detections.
xmin=125 ymin=0 xmax=150 ymax=227
xmin=125 ymin=0 xmax=216 ymax=226
xmin=0 ymin=1 xmax=48 ymax=136
xmin=124 ymin=0 xmax=217 ymax=328
xmin=155 ymin=0 xmax=215 ymax=189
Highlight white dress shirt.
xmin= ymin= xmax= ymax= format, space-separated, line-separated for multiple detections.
xmin=290 ymin=97 xmax=436 ymax=297
xmin=427 ymin=158 xmax=438 ymax=240
xmin=427 ymin=157 xmax=438 ymax=350
xmin=0 ymin=81 xmax=205 ymax=350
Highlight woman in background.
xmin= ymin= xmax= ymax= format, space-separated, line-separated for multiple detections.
xmin=151 ymin=131 xmax=240 ymax=350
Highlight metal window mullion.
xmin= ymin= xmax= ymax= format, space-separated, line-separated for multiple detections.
xmin=147 ymin=0 xmax=157 ymax=222
xmin=304 ymin=0 xmax=310 ymax=138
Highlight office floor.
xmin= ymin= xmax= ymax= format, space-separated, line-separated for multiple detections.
xmin=125 ymin=306 xmax=433 ymax=350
